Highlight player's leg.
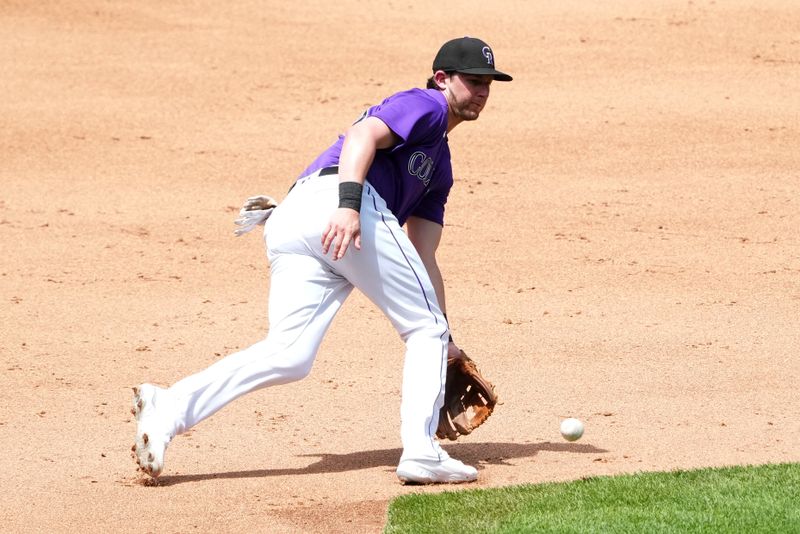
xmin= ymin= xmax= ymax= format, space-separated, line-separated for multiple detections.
xmin=132 ymin=251 xmax=352 ymax=477
xmin=168 ymin=252 xmax=352 ymax=430
xmin=331 ymin=183 xmax=476 ymax=483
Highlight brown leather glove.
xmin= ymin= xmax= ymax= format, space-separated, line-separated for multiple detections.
xmin=436 ymin=350 xmax=498 ymax=441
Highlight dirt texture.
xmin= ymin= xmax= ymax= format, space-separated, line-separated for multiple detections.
xmin=1 ymin=1 xmax=798 ymax=532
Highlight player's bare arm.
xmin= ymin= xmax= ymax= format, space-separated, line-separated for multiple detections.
xmin=406 ymin=216 xmax=445 ymax=310
xmin=322 ymin=116 xmax=399 ymax=260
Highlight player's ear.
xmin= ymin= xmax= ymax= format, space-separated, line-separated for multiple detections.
xmin=432 ymin=70 xmax=450 ymax=90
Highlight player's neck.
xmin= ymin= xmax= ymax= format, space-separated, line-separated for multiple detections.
xmin=446 ymin=112 xmax=463 ymax=133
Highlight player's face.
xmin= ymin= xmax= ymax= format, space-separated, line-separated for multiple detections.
xmin=445 ymin=73 xmax=492 ymax=121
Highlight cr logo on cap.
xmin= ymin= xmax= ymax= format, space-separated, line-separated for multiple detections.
xmin=482 ymin=46 xmax=494 ymax=66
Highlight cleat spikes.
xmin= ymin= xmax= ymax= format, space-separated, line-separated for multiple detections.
xmin=131 ymin=384 xmax=171 ymax=480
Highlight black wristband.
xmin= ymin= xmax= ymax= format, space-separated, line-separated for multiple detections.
xmin=338 ymin=181 xmax=363 ymax=212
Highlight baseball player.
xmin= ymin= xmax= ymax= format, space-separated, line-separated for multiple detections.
xmin=132 ymin=36 xmax=512 ymax=484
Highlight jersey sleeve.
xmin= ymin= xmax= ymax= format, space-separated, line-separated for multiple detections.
xmin=370 ymin=91 xmax=445 ymax=146
xmin=409 ymin=171 xmax=453 ymax=225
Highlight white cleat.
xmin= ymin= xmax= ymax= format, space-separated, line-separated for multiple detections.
xmin=131 ymin=383 xmax=173 ymax=479
xmin=396 ymin=457 xmax=478 ymax=485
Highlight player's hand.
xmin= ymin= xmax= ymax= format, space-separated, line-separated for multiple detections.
xmin=322 ymin=208 xmax=361 ymax=260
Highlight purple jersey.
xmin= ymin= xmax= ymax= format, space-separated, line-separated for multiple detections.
xmin=299 ymin=88 xmax=453 ymax=226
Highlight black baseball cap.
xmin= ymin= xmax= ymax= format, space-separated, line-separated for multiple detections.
xmin=432 ymin=37 xmax=513 ymax=82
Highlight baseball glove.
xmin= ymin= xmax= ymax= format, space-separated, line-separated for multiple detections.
xmin=436 ymin=350 xmax=498 ymax=441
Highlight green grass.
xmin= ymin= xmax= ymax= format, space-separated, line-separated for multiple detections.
xmin=384 ymin=463 xmax=800 ymax=533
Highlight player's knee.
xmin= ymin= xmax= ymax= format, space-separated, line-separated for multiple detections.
xmin=270 ymin=350 xmax=316 ymax=383
xmin=275 ymin=368 xmax=311 ymax=383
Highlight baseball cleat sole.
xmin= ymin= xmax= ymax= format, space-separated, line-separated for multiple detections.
xmin=131 ymin=384 xmax=171 ymax=478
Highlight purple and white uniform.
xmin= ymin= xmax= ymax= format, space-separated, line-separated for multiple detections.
xmin=301 ymin=88 xmax=453 ymax=226
xmin=161 ymin=87 xmax=456 ymax=464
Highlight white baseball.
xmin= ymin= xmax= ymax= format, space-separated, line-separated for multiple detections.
xmin=560 ymin=418 xmax=584 ymax=442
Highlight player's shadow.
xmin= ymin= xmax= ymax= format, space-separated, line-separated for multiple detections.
xmin=154 ymin=441 xmax=607 ymax=486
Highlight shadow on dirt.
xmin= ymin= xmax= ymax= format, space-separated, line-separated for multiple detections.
xmin=154 ymin=440 xmax=607 ymax=486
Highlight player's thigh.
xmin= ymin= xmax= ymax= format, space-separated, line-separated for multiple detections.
xmin=267 ymin=252 xmax=352 ymax=351
xmin=337 ymin=203 xmax=445 ymax=341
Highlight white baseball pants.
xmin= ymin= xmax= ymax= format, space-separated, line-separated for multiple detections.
xmin=165 ymin=170 xmax=450 ymax=462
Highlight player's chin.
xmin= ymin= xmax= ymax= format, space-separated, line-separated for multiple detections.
xmin=458 ymin=109 xmax=481 ymax=121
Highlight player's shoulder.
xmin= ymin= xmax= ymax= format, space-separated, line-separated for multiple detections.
xmin=383 ymin=88 xmax=447 ymax=112
xmin=370 ymin=88 xmax=448 ymax=139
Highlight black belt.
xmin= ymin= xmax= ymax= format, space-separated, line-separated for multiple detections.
xmin=318 ymin=166 xmax=339 ymax=177
xmin=288 ymin=166 xmax=340 ymax=193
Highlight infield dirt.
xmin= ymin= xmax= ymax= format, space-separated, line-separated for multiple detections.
xmin=1 ymin=1 xmax=798 ymax=532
